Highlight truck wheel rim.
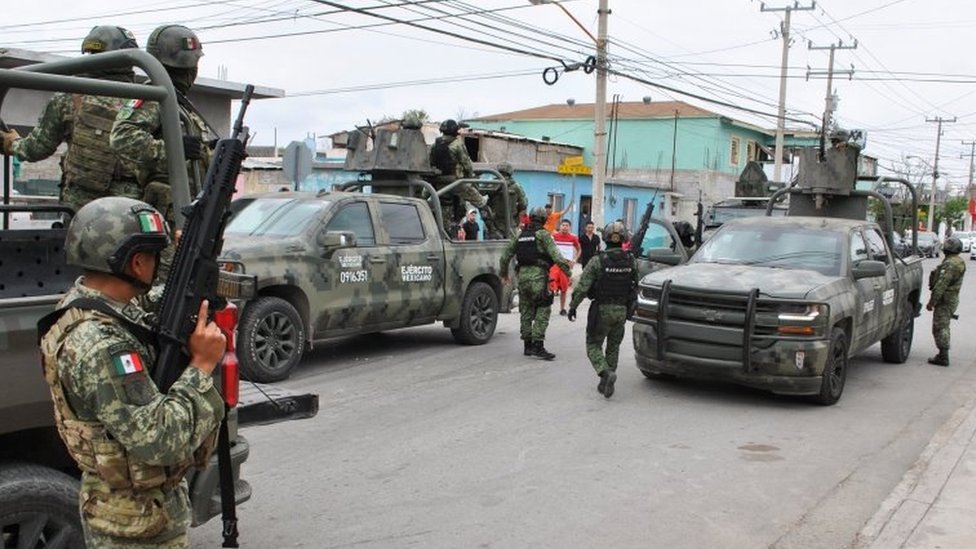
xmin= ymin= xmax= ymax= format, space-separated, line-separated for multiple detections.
xmin=470 ymin=292 xmax=496 ymax=337
xmin=827 ymin=342 xmax=846 ymax=395
xmin=2 ymin=512 xmax=75 ymax=547
xmin=254 ymin=312 xmax=297 ymax=369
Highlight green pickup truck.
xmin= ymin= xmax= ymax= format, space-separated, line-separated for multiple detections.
xmin=222 ymin=123 xmax=514 ymax=383
xmin=632 ymin=147 xmax=924 ymax=405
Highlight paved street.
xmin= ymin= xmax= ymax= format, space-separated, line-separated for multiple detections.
xmin=193 ymin=257 xmax=975 ymax=549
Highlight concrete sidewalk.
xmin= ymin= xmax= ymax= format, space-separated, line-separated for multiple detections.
xmin=854 ymin=392 xmax=976 ymax=548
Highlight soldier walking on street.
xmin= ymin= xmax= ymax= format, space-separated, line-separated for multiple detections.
xmin=428 ymin=119 xmax=490 ymax=232
xmin=926 ymin=236 xmax=966 ymax=366
xmin=38 ymin=197 xmax=225 ymax=547
xmin=111 ymin=24 xmax=212 ymax=226
xmin=1 ymin=26 xmax=140 ymax=213
xmin=500 ymin=206 xmax=571 ymax=360
xmin=567 ymin=221 xmax=639 ymax=398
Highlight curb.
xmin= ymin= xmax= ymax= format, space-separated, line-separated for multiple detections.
xmin=853 ymin=393 xmax=976 ymax=548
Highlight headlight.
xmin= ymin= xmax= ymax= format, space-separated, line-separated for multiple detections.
xmin=637 ymin=287 xmax=659 ymax=309
xmin=776 ymin=304 xmax=828 ymax=336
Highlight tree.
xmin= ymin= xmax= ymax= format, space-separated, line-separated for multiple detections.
xmin=936 ymin=196 xmax=969 ymax=230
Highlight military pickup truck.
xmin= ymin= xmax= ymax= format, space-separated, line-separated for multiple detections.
xmin=632 ymin=146 xmax=924 ymax=405
xmin=0 ymin=51 xmax=314 ymax=546
xmin=222 ymin=123 xmax=513 ymax=383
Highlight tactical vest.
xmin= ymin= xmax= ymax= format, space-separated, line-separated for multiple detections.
xmin=38 ymin=307 xmax=200 ymax=492
xmin=593 ymin=251 xmax=635 ymax=304
xmin=430 ymin=138 xmax=457 ymax=177
xmin=63 ymin=94 xmax=134 ymax=192
xmin=515 ymin=230 xmax=553 ymax=270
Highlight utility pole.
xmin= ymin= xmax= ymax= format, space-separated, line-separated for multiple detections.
xmin=807 ymin=39 xmax=856 ymax=137
xmin=592 ymin=0 xmax=609 ymax=227
xmin=925 ymin=116 xmax=956 ymax=232
xmin=962 ymin=140 xmax=976 ymax=230
xmin=761 ymin=1 xmax=815 ymax=184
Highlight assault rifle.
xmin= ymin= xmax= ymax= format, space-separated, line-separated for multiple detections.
xmin=630 ymin=194 xmax=657 ymax=258
xmin=152 ymin=84 xmax=255 ymax=548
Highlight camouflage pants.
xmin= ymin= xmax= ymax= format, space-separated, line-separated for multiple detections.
xmin=932 ymin=297 xmax=959 ymax=350
xmin=61 ymin=179 xmax=143 ymax=215
xmin=518 ymin=267 xmax=553 ymax=341
xmin=80 ymin=480 xmax=191 ymax=548
xmin=584 ymin=303 xmax=628 ymax=374
xmin=83 ymin=525 xmax=187 ymax=549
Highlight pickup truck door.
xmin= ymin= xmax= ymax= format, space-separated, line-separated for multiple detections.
xmin=376 ymin=200 xmax=444 ymax=322
xmin=864 ymin=227 xmax=899 ymax=338
xmin=318 ymin=200 xmax=385 ymax=333
xmin=635 ymin=219 xmax=690 ymax=278
xmin=849 ymin=230 xmax=881 ymax=350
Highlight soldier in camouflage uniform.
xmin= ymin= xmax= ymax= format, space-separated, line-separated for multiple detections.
xmin=38 ymin=197 xmax=225 ymax=548
xmin=485 ymin=161 xmax=528 ymax=239
xmin=500 ymin=206 xmax=571 ymax=360
xmin=567 ymin=221 xmax=639 ymax=398
xmin=926 ymin=236 xmax=966 ymax=366
xmin=111 ymin=24 xmax=212 ymax=226
xmin=428 ymin=119 xmax=490 ymax=232
xmin=1 ymin=26 xmax=140 ymax=213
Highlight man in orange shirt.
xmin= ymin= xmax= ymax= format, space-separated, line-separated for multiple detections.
xmin=543 ymin=201 xmax=573 ymax=234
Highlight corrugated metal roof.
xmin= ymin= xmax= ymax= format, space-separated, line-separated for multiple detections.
xmin=472 ymin=101 xmax=716 ymax=122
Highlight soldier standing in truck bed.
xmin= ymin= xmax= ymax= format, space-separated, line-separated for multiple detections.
xmin=428 ymin=119 xmax=490 ymax=233
xmin=1 ymin=26 xmax=141 ymax=213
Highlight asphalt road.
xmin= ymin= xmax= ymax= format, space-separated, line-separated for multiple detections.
xmin=193 ymin=257 xmax=975 ymax=549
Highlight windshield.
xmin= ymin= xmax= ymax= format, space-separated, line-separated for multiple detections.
xmin=692 ymin=224 xmax=844 ymax=276
xmin=225 ymin=198 xmax=328 ymax=237
xmin=708 ymin=204 xmax=786 ymax=227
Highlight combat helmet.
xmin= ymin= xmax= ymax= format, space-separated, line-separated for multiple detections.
xmin=147 ymin=25 xmax=203 ymax=68
xmin=65 ymin=197 xmax=170 ymax=276
xmin=528 ymin=206 xmax=548 ymax=223
xmin=82 ymin=26 xmax=138 ymax=54
xmin=497 ymin=162 xmax=513 ymax=176
xmin=439 ymin=119 xmax=460 ymax=136
xmin=603 ymin=221 xmax=630 ymax=247
xmin=943 ymin=236 xmax=962 ymax=254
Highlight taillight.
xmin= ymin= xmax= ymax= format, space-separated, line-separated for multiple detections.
xmin=213 ymin=302 xmax=240 ymax=407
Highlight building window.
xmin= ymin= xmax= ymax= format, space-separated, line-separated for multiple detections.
xmin=747 ymin=140 xmax=758 ymax=162
xmin=730 ymin=137 xmax=741 ymax=166
xmin=622 ymin=198 xmax=637 ymax=230
xmin=548 ymin=192 xmax=565 ymax=212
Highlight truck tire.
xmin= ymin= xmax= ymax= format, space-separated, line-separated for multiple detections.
xmin=451 ymin=281 xmax=498 ymax=345
xmin=813 ymin=328 xmax=848 ymax=406
xmin=0 ymin=461 xmax=84 ymax=548
xmin=239 ymin=296 xmax=306 ymax=383
xmin=880 ymin=304 xmax=914 ymax=364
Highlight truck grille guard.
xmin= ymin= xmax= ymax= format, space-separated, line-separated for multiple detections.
xmin=653 ymin=280 xmax=761 ymax=371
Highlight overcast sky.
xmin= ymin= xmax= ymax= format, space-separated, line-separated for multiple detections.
xmin=4 ymin=0 xmax=975 ymax=187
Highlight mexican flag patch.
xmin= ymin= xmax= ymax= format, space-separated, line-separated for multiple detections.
xmin=112 ymin=352 xmax=145 ymax=376
xmin=137 ymin=211 xmax=165 ymax=233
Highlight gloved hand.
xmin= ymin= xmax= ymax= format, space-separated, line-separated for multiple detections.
xmin=567 ymin=308 xmax=577 ymax=322
xmin=2 ymin=129 xmax=21 ymax=155
xmin=182 ymin=135 xmax=203 ymax=161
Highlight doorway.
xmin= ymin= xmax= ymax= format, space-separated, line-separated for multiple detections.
xmin=578 ymin=195 xmax=592 ymax=235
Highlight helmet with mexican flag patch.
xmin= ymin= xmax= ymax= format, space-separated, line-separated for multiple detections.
xmin=65 ymin=197 xmax=171 ymax=275
xmin=147 ymin=24 xmax=203 ymax=69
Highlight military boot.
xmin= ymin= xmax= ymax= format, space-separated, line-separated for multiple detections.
xmin=531 ymin=340 xmax=556 ymax=361
xmin=524 ymin=339 xmax=532 ymax=356
xmin=597 ymin=371 xmax=609 ymax=395
xmin=602 ymin=370 xmax=617 ymax=399
xmin=928 ymin=349 xmax=950 ymax=367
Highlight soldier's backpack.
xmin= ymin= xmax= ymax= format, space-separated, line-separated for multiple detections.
xmin=63 ymin=94 xmax=129 ymax=192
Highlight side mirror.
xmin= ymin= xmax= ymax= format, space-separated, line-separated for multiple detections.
xmin=645 ymin=248 xmax=683 ymax=266
xmin=318 ymin=230 xmax=356 ymax=256
xmin=852 ymin=259 xmax=886 ymax=280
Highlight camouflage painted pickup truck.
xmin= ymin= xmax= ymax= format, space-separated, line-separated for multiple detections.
xmin=222 ymin=189 xmax=513 ymax=382
xmin=632 ymin=147 xmax=924 ymax=405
